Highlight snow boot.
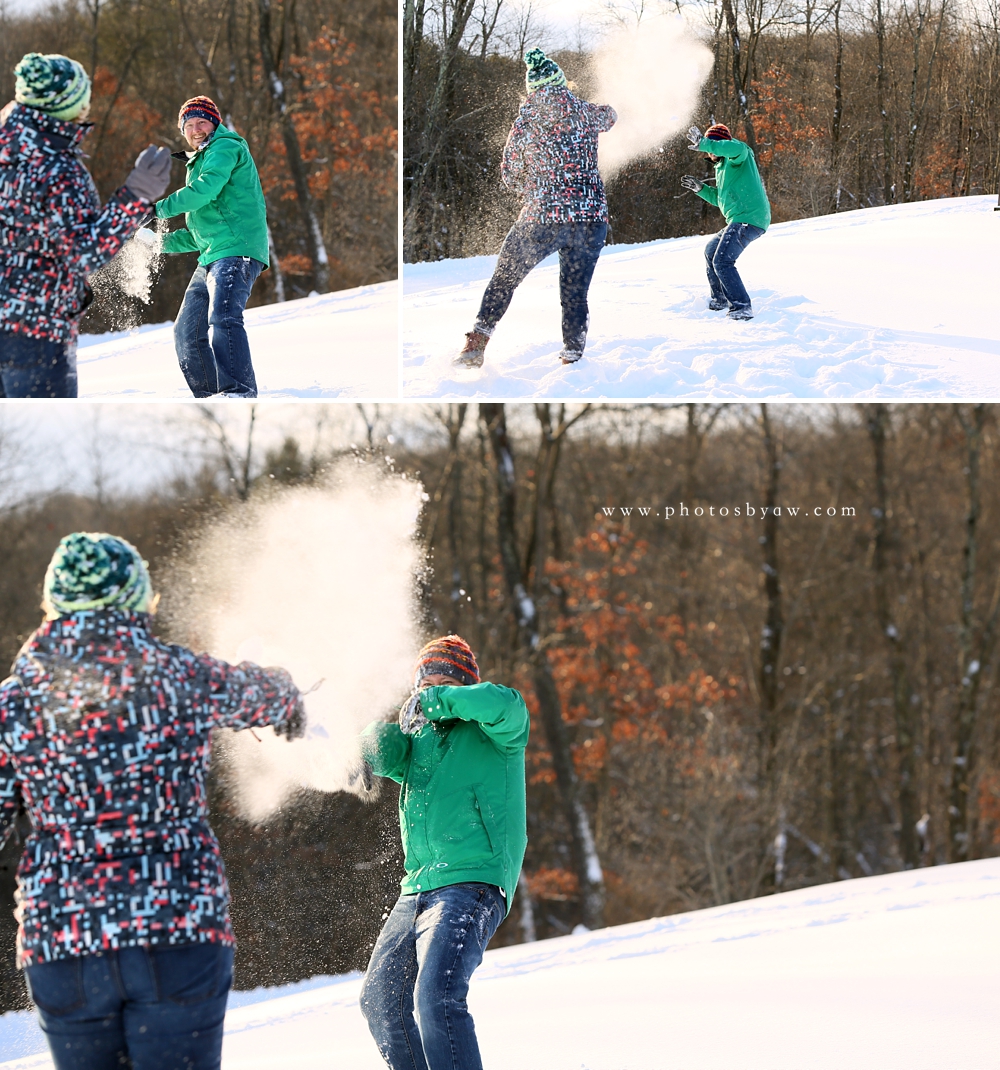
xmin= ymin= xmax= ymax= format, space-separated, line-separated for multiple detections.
xmin=559 ymin=347 xmax=583 ymax=365
xmin=708 ymin=297 xmax=728 ymax=311
xmin=454 ymin=331 xmax=490 ymax=368
xmin=728 ymin=307 xmax=754 ymax=321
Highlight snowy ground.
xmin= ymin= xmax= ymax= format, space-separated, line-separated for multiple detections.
xmin=77 ymin=281 xmax=398 ymax=399
xmin=1 ymin=858 xmax=998 ymax=1069
xmin=403 ymin=196 xmax=1000 ymax=399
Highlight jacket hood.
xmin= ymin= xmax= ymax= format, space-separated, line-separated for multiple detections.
xmin=0 ymin=102 xmax=89 ymax=155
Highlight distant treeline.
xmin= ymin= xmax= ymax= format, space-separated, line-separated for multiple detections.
xmin=0 ymin=0 xmax=397 ymax=330
xmin=403 ymin=0 xmax=1000 ymax=261
xmin=1 ymin=403 xmax=1000 ymax=1007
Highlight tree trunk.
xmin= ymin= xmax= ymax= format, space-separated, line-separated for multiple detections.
xmin=866 ymin=404 xmax=919 ymax=867
xmin=480 ymin=403 xmax=606 ymax=930
xmin=256 ymin=0 xmax=329 ymax=294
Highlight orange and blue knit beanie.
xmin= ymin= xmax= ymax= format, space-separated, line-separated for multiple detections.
xmin=178 ymin=95 xmax=221 ymax=131
xmin=705 ymin=123 xmax=733 ymax=141
xmin=414 ymin=635 xmax=480 ymax=687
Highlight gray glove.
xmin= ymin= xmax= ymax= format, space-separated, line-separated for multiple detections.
xmin=125 ymin=145 xmax=172 ymax=203
xmin=399 ymin=690 xmax=428 ymax=735
xmin=274 ymin=696 xmax=307 ymax=741
xmin=347 ymin=759 xmax=374 ymax=792
xmin=680 ymin=175 xmax=705 ymax=193
xmin=686 ymin=125 xmax=703 ymax=150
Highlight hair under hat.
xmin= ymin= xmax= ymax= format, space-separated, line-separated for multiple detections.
xmin=414 ymin=635 xmax=480 ymax=687
xmin=14 ymin=53 xmax=91 ymax=122
xmin=524 ymin=48 xmax=567 ymax=93
xmin=177 ymin=95 xmax=222 ymax=131
xmin=705 ymin=123 xmax=733 ymax=141
xmin=42 ymin=533 xmax=155 ymax=619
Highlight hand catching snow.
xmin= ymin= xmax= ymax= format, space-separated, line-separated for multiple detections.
xmin=686 ymin=126 xmax=702 ymax=150
xmin=134 ymin=227 xmax=160 ymax=249
xmin=680 ymin=175 xmax=705 ymax=193
xmin=399 ymin=690 xmax=428 ymax=735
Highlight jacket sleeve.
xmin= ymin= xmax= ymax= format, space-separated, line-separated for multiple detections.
xmin=160 ymin=227 xmax=200 ymax=255
xmin=360 ymin=721 xmax=411 ymax=782
xmin=196 ymin=655 xmax=302 ymax=733
xmin=698 ymin=137 xmax=749 ymax=163
xmin=0 ymin=678 xmax=26 ymax=853
xmin=501 ymin=114 xmax=528 ymax=194
xmin=155 ymin=139 xmax=240 ymax=219
xmin=695 ymin=184 xmax=719 ymax=207
xmin=53 ymin=179 xmax=149 ymax=275
xmin=421 ymin=682 xmax=529 ymax=750
xmin=589 ymin=102 xmax=617 ymax=133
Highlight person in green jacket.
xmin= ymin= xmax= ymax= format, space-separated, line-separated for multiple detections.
xmin=358 ymin=635 xmax=529 ymax=1070
xmin=148 ymin=96 xmax=269 ymax=397
xmin=680 ymin=123 xmax=771 ymax=321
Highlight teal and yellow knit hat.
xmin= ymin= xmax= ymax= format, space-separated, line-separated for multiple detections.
xmin=42 ymin=533 xmax=154 ymax=619
xmin=14 ymin=53 xmax=91 ymax=121
xmin=524 ymin=48 xmax=567 ymax=93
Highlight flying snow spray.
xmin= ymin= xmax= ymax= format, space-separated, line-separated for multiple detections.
xmin=592 ymin=16 xmax=714 ymax=179
xmin=166 ymin=462 xmax=425 ymax=821
xmin=88 ymin=218 xmax=168 ymax=330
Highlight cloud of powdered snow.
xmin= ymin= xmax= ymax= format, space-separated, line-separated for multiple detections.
xmin=592 ymin=15 xmax=714 ymax=179
xmin=167 ymin=461 xmax=425 ymax=822
xmin=89 ymin=218 xmax=168 ymax=330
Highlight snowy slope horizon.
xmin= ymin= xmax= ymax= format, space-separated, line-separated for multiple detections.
xmin=76 ymin=281 xmax=398 ymax=399
xmin=1 ymin=858 xmax=997 ymax=1069
xmin=403 ymin=196 xmax=999 ymax=399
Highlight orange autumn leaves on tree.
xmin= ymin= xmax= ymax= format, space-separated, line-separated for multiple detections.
xmin=259 ymin=29 xmax=396 ymax=222
xmin=87 ymin=67 xmax=164 ymax=200
xmin=750 ymin=65 xmax=823 ymax=170
xmin=537 ymin=519 xmax=740 ymax=786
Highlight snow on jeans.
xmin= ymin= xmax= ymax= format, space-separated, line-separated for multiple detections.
xmin=25 ymin=944 xmax=233 ymax=1070
xmin=360 ymin=882 xmax=506 ymax=1070
xmin=0 ymin=330 xmax=77 ymax=398
xmin=474 ymin=220 xmax=608 ymax=352
xmin=173 ymin=256 xmax=264 ymax=398
xmin=704 ymin=222 xmax=765 ymax=312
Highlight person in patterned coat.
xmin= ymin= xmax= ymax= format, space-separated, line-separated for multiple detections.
xmin=456 ymin=49 xmax=616 ymax=369
xmin=0 ymin=532 xmax=305 ymax=1070
xmin=0 ymin=53 xmax=172 ymax=398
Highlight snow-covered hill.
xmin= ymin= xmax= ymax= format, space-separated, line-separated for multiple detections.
xmin=1 ymin=858 xmax=997 ymax=1069
xmin=77 ymin=281 xmax=398 ymax=399
xmin=403 ymin=196 xmax=999 ymax=399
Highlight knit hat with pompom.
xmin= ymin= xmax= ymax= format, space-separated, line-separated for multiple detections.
xmin=414 ymin=635 xmax=480 ymax=687
xmin=42 ymin=533 xmax=155 ymax=619
xmin=14 ymin=53 xmax=91 ymax=121
xmin=524 ymin=48 xmax=567 ymax=93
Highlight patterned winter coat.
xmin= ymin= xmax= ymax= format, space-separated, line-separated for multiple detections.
xmin=0 ymin=610 xmax=302 ymax=967
xmin=501 ymin=87 xmax=617 ymax=225
xmin=0 ymin=103 xmax=149 ymax=343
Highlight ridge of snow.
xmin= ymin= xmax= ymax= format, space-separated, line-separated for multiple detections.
xmin=76 ymin=281 xmax=398 ymax=399
xmin=0 ymin=858 xmax=997 ymax=1068
xmin=402 ymin=196 xmax=1000 ymax=399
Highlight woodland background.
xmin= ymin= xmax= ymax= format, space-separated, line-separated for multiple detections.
xmin=0 ymin=0 xmax=397 ymax=329
xmin=403 ymin=0 xmax=1000 ymax=260
xmin=0 ymin=402 xmax=999 ymax=1009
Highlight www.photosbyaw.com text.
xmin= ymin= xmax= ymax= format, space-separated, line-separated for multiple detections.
xmin=602 ymin=504 xmax=858 ymax=519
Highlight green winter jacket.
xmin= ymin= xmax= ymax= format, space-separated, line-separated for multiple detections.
xmin=361 ymin=682 xmax=529 ymax=914
xmin=694 ymin=137 xmax=771 ymax=232
xmin=155 ymin=126 xmax=269 ymax=267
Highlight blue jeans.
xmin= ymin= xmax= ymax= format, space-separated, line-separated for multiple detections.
xmin=25 ymin=944 xmax=234 ymax=1070
xmin=360 ymin=883 xmax=506 ymax=1070
xmin=475 ymin=220 xmax=608 ymax=352
xmin=174 ymin=256 xmax=264 ymax=397
xmin=704 ymin=222 xmax=765 ymax=311
xmin=0 ymin=329 xmax=77 ymax=397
